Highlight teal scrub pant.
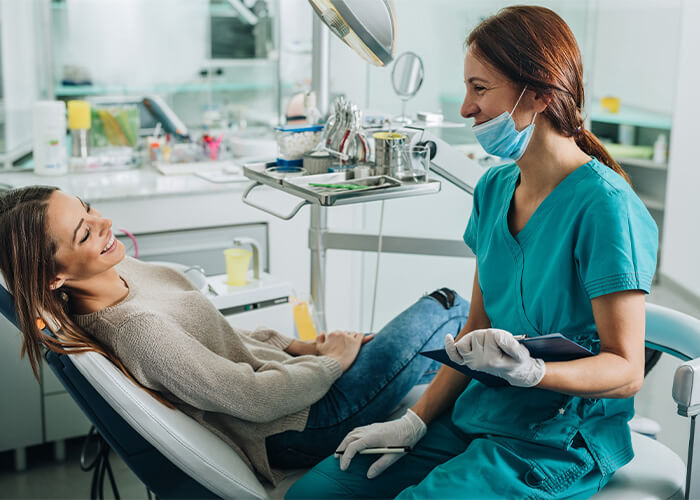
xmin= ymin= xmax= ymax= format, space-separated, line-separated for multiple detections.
xmin=285 ymin=413 xmax=610 ymax=500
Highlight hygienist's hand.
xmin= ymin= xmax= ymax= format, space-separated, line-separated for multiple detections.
xmin=335 ymin=409 xmax=426 ymax=479
xmin=316 ymin=331 xmax=374 ymax=372
xmin=444 ymin=329 xmax=545 ymax=387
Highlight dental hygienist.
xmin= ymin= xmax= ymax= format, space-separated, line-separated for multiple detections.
xmin=287 ymin=5 xmax=659 ymax=499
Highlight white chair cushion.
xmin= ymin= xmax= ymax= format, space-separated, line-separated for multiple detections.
xmin=629 ymin=415 xmax=662 ymax=438
xmin=72 ymin=351 xmax=269 ymax=500
xmin=593 ymin=432 xmax=685 ymax=499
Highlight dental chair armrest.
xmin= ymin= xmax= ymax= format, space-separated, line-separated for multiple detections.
xmin=673 ymin=358 xmax=700 ymax=417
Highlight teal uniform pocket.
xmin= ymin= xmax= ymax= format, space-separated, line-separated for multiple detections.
xmin=452 ymin=382 xmax=579 ymax=448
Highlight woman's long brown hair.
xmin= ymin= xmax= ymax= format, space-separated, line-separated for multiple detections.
xmin=0 ymin=186 xmax=174 ymax=408
xmin=467 ymin=5 xmax=631 ymax=185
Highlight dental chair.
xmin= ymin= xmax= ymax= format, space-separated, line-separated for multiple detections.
xmin=1 ymin=279 xmax=698 ymax=500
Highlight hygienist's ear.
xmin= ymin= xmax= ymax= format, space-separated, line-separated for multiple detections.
xmin=50 ymin=277 xmax=65 ymax=290
xmin=533 ymin=90 xmax=552 ymax=113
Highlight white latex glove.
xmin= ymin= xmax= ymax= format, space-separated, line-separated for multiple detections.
xmin=335 ymin=409 xmax=426 ymax=479
xmin=444 ymin=329 xmax=546 ymax=387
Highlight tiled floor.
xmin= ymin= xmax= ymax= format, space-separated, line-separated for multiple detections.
xmin=0 ymin=438 xmax=147 ymax=499
xmin=1 ymin=277 xmax=699 ymax=500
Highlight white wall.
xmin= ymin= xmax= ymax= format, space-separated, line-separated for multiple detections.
xmin=279 ymin=0 xmax=312 ymax=91
xmin=1 ymin=0 xmax=42 ymax=154
xmin=590 ymin=0 xmax=681 ymax=114
xmin=660 ymin=0 xmax=700 ymax=297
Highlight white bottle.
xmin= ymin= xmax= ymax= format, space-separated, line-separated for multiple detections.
xmin=653 ymin=134 xmax=667 ymax=164
xmin=32 ymin=101 xmax=68 ymax=176
xmin=304 ymin=91 xmax=322 ymax=125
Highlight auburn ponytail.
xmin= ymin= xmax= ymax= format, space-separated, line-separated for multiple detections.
xmin=574 ymin=128 xmax=630 ymax=185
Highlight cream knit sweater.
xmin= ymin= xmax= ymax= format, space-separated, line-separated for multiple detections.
xmin=74 ymin=257 xmax=342 ymax=484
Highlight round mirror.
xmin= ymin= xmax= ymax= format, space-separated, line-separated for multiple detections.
xmin=391 ymin=52 xmax=424 ymax=124
xmin=392 ymin=52 xmax=424 ymax=97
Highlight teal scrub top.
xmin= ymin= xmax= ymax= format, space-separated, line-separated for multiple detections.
xmin=454 ymin=157 xmax=658 ymax=476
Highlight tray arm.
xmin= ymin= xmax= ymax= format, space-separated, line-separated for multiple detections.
xmin=241 ymin=182 xmax=310 ymax=220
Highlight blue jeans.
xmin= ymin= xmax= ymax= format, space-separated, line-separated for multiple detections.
xmin=266 ymin=291 xmax=470 ymax=469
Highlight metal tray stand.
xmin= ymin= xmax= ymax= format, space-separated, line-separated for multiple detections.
xmin=242 ymin=160 xmax=441 ymax=219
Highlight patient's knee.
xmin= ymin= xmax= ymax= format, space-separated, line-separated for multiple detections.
xmin=427 ymin=287 xmax=470 ymax=312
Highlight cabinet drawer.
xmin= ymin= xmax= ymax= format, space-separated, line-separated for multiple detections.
xmin=116 ymin=223 xmax=269 ymax=276
xmin=41 ymin=359 xmax=66 ymax=395
xmin=44 ymin=392 xmax=91 ymax=442
xmin=0 ymin=315 xmax=43 ymax=451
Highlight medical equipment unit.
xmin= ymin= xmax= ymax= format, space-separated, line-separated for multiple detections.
xmin=241 ymin=1 xmax=483 ymax=333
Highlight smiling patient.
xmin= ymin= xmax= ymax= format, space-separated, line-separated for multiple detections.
xmin=0 ymin=185 xmax=470 ymax=485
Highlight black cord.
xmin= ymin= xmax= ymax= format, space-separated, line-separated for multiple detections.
xmin=104 ymin=454 xmax=120 ymax=500
xmin=80 ymin=426 xmax=104 ymax=472
xmin=79 ymin=426 xmax=120 ymax=499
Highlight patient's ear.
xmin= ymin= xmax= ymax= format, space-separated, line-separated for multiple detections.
xmin=50 ymin=276 xmax=65 ymax=290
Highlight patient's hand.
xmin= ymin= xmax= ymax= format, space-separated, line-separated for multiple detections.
xmin=284 ymin=339 xmax=319 ymax=356
xmin=316 ymin=331 xmax=374 ymax=372
xmin=285 ymin=331 xmax=373 ymax=360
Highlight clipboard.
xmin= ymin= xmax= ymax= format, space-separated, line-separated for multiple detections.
xmin=420 ymin=333 xmax=594 ymax=387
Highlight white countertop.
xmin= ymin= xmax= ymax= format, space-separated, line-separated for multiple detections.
xmin=0 ymin=164 xmax=252 ymax=203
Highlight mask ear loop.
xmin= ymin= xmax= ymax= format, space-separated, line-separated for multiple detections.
xmin=510 ymin=86 xmax=538 ymax=128
xmin=510 ymin=86 xmax=528 ymax=115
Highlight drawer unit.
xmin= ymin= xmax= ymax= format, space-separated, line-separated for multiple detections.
xmin=116 ymin=223 xmax=269 ymax=276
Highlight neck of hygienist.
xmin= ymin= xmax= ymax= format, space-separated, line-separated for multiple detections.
xmin=515 ymin=113 xmax=592 ymax=200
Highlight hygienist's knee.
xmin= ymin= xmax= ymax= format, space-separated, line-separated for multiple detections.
xmin=285 ymin=468 xmax=348 ymax=500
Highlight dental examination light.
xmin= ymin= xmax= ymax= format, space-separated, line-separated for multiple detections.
xmin=307 ymin=0 xmax=397 ymax=66
xmin=308 ymin=0 xmax=482 ymax=194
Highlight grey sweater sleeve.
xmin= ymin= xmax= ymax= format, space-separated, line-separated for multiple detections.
xmin=114 ymin=312 xmax=342 ymax=423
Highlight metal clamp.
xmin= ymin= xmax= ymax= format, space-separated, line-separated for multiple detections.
xmin=242 ymin=182 xmax=309 ymax=221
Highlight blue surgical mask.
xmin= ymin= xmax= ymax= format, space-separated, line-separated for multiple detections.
xmin=472 ymin=87 xmax=537 ymax=161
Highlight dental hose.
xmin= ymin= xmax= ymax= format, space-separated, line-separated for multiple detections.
xmin=369 ymin=200 xmax=385 ymax=332
xmin=119 ymin=228 xmax=138 ymax=258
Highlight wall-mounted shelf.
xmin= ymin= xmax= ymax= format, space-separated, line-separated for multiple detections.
xmin=54 ymin=81 xmax=277 ymax=97
xmin=616 ymin=157 xmax=667 ymax=171
xmin=638 ymin=194 xmax=665 ymax=212
xmin=589 ymin=100 xmax=672 ymax=130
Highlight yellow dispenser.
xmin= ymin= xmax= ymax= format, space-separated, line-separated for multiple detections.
xmin=67 ymin=100 xmax=91 ymax=130
xmin=292 ymin=298 xmax=318 ymax=341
